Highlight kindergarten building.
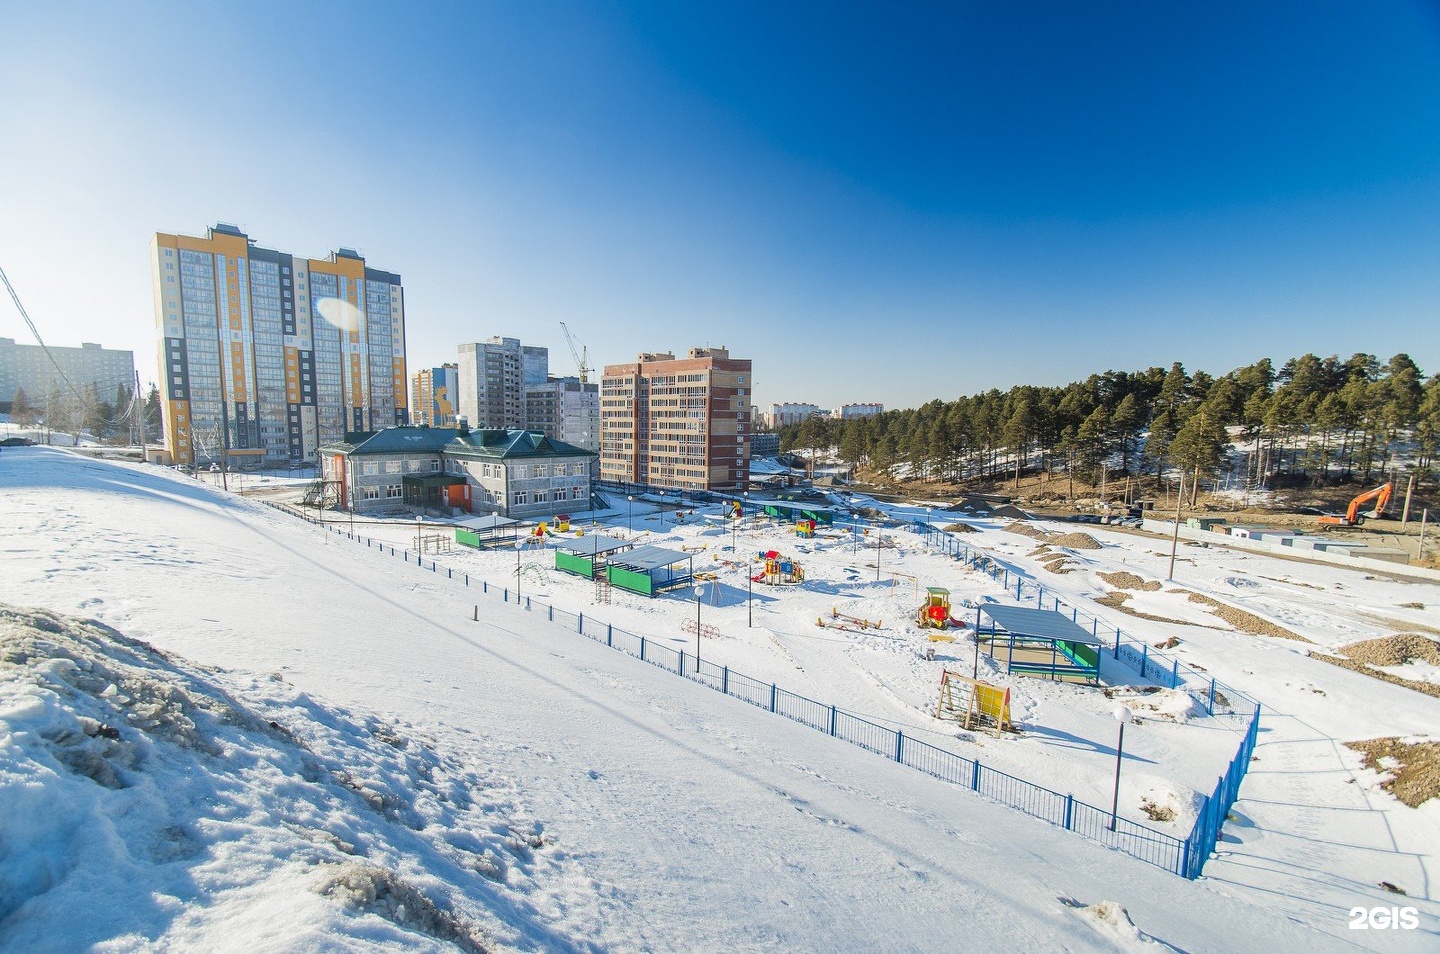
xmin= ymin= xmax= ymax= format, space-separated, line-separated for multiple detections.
xmin=319 ymin=420 xmax=595 ymax=520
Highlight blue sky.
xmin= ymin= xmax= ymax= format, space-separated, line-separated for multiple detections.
xmin=2 ymin=1 xmax=1439 ymax=410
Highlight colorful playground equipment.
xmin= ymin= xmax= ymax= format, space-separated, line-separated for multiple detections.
xmin=795 ymin=518 xmax=816 ymax=538
xmin=753 ymin=550 xmax=805 ymax=585
xmin=917 ymin=586 xmax=959 ymax=629
xmin=816 ymin=607 xmax=882 ymax=632
xmin=935 ymin=670 xmax=1013 ymax=736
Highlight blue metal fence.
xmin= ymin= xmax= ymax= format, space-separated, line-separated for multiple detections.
xmin=265 ymin=500 xmax=1258 ymax=878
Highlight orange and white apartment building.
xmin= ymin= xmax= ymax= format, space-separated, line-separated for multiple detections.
xmin=150 ymin=224 xmax=407 ymax=468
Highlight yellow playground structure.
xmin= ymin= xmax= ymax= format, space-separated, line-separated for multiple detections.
xmin=935 ymin=670 xmax=1013 ymax=736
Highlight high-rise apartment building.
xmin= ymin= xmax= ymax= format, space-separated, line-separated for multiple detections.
xmin=412 ymin=364 xmax=458 ymax=426
xmin=457 ymin=337 xmax=548 ymax=430
xmin=151 ymin=224 xmax=406 ymax=467
xmin=0 ymin=338 xmax=135 ymax=410
xmin=524 ymin=376 xmax=600 ymax=452
xmin=767 ymin=402 xmax=826 ymax=429
xmin=600 ymin=347 xmax=752 ymax=491
xmin=833 ymin=403 xmax=884 ymax=420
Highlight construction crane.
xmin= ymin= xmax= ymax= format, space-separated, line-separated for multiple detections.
xmin=1317 ymin=481 xmax=1394 ymax=528
xmin=559 ymin=321 xmax=592 ymax=383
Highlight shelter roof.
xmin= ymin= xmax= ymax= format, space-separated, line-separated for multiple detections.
xmin=455 ymin=514 xmax=518 ymax=530
xmin=401 ymin=473 xmax=465 ymax=488
xmin=609 ymin=544 xmax=691 ymax=572
xmin=550 ymin=534 xmax=631 ymax=557
xmin=977 ymin=604 xmax=1102 ymax=646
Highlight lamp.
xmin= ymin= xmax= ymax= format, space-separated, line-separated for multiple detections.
xmin=1110 ymin=705 xmax=1133 ymax=831
xmin=693 ymin=582 xmax=705 ymax=671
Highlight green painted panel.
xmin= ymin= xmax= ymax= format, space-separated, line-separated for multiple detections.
xmin=456 ymin=528 xmax=481 ymax=548
xmin=556 ymin=551 xmax=594 ymax=578
xmin=608 ymin=565 xmax=653 ymax=596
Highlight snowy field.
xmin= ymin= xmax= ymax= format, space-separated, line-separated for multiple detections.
xmin=1 ymin=446 xmax=1437 ymax=951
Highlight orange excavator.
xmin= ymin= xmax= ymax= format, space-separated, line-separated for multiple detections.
xmin=1317 ymin=482 xmax=1394 ymax=528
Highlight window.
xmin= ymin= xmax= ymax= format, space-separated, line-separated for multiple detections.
xmin=363 ymin=486 xmax=380 ymax=500
xmin=362 ymin=462 xmax=378 ymax=476
xmin=385 ymin=461 xmax=402 ymax=473
xmin=386 ymin=484 xmax=403 ymax=498
xmin=513 ymin=465 xmax=528 ymax=479
xmin=534 ymin=490 xmax=547 ymax=503
xmin=513 ymin=491 xmax=528 ymax=505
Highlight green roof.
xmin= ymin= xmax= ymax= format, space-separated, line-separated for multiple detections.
xmin=320 ymin=426 xmax=595 ymax=460
xmin=321 ymin=427 xmax=456 ymax=456
xmin=446 ymin=429 xmax=596 ymax=460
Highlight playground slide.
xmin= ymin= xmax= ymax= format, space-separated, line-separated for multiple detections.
xmin=752 ymin=573 xmax=767 ymax=582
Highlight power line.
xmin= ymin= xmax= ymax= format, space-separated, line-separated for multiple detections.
xmin=0 ymin=262 xmax=85 ymax=404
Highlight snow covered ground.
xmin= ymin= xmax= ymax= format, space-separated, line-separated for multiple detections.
xmin=2 ymin=446 xmax=1437 ymax=951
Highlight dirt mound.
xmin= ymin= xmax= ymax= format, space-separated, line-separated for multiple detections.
xmin=1345 ymin=738 xmax=1440 ymax=808
xmin=1186 ymin=593 xmax=1309 ymax=641
xmin=1313 ymin=652 xmax=1440 ymax=699
xmin=1051 ymin=532 xmax=1102 ymax=550
xmin=1340 ymin=634 xmax=1440 ymax=669
xmin=1095 ymin=592 xmax=1190 ymax=626
xmin=1005 ymin=520 xmax=1048 ymax=541
xmin=1099 ymin=571 xmax=1161 ymax=592
xmin=942 ymin=522 xmax=977 ymax=533
xmin=1040 ymin=554 xmax=1077 ymax=575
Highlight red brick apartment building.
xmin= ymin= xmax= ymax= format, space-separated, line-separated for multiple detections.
xmin=600 ymin=347 xmax=752 ymax=491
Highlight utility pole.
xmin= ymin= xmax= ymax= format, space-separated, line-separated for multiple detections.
xmin=1401 ymin=473 xmax=1415 ymax=525
xmin=1167 ymin=471 xmax=1184 ymax=581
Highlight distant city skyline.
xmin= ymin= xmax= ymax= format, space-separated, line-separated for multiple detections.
xmin=3 ymin=3 xmax=1440 ymax=413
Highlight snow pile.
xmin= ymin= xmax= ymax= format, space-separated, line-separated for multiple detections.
xmin=0 ymin=605 xmax=567 ymax=951
xmin=1066 ymin=899 xmax=1179 ymax=951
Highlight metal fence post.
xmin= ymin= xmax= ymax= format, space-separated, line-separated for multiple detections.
xmin=770 ymin=683 xmax=777 ymax=712
xmin=640 ymin=636 xmax=646 ymax=661
xmin=895 ymin=731 xmax=904 ymax=763
xmin=829 ymin=705 xmax=837 ymax=736
xmin=579 ymin=612 xmax=584 ymax=633
xmin=971 ymin=760 xmax=982 ymax=792
xmin=1140 ymin=644 xmax=1148 ymax=678
xmin=1064 ymin=794 xmax=1074 ymax=830
xmin=722 ymin=666 xmax=729 ymax=695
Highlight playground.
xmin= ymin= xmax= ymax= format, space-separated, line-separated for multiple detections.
xmin=366 ymin=490 xmax=1267 ymax=843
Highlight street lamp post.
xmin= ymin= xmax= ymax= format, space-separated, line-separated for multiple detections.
xmin=628 ymin=494 xmax=634 ymax=533
xmin=1110 ymin=705 xmax=1133 ymax=831
xmin=876 ymin=532 xmax=884 ymax=582
xmin=415 ymin=514 xmax=422 ymax=554
xmin=973 ymin=616 xmax=982 ymax=679
xmin=747 ymin=564 xmax=753 ymax=628
xmin=516 ymin=537 xmax=525 ymax=604
xmin=693 ymin=582 xmax=705 ymax=672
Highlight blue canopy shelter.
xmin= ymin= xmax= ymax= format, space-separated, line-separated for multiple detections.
xmin=975 ymin=604 xmax=1103 ymax=685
